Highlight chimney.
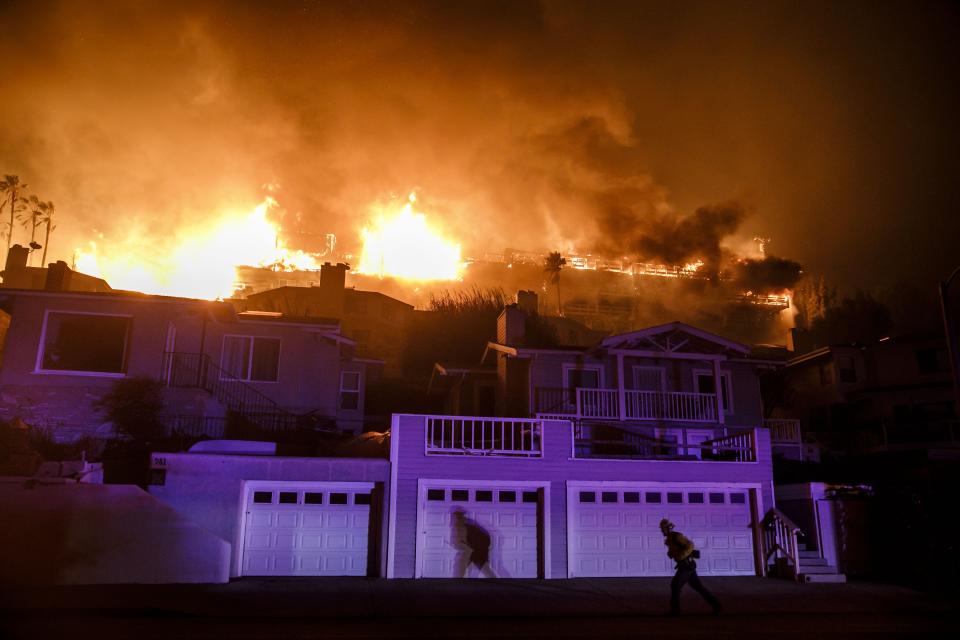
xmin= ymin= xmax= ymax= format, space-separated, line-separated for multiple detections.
xmin=497 ymin=304 xmax=526 ymax=346
xmin=319 ymin=262 xmax=348 ymax=318
xmin=516 ymin=290 xmax=538 ymax=316
xmin=4 ymin=244 xmax=29 ymax=273
xmin=45 ymin=261 xmax=73 ymax=292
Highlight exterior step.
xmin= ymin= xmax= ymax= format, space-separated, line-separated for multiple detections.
xmin=801 ymin=572 xmax=847 ymax=584
xmin=799 ymin=563 xmax=839 ymax=574
xmin=799 ymin=556 xmax=830 ymax=566
xmin=799 ymin=550 xmax=821 ymax=559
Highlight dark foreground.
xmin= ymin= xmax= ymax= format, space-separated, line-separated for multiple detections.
xmin=2 ymin=577 xmax=955 ymax=639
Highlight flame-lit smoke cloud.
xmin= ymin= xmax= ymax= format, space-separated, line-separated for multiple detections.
xmin=731 ymin=256 xmax=803 ymax=294
xmin=2 ymin=0 xmax=956 ymax=293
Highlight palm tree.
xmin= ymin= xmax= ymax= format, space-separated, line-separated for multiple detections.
xmin=19 ymin=195 xmax=44 ymax=264
xmin=38 ymin=200 xmax=55 ymax=267
xmin=0 ymin=175 xmax=28 ymax=255
xmin=543 ymin=251 xmax=567 ymax=315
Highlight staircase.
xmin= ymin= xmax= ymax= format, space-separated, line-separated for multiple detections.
xmin=797 ymin=543 xmax=846 ymax=583
xmin=161 ymin=352 xmax=337 ymax=436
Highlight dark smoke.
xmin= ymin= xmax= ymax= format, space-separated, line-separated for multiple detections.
xmin=730 ymin=256 xmax=803 ymax=293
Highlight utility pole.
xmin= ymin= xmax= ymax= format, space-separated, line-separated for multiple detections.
xmin=939 ymin=266 xmax=960 ymax=423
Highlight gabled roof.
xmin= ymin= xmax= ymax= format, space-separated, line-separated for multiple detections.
xmin=600 ymin=321 xmax=750 ymax=355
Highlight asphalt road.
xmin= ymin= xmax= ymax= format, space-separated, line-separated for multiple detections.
xmin=2 ymin=577 xmax=956 ymax=639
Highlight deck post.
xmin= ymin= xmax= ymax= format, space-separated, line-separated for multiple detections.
xmin=712 ymin=358 xmax=725 ymax=425
xmin=616 ymin=352 xmax=626 ymax=421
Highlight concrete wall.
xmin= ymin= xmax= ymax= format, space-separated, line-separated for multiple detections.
xmin=148 ymin=453 xmax=390 ymax=577
xmin=0 ymin=480 xmax=230 ymax=585
xmin=389 ymin=415 xmax=774 ymax=579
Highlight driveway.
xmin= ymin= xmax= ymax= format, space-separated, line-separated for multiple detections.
xmin=2 ymin=577 xmax=955 ymax=638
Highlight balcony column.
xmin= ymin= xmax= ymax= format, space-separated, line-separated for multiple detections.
xmin=713 ymin=358 xmax=725 ymax=426
xmin=616 ymin=352 xmax=626 ymax=421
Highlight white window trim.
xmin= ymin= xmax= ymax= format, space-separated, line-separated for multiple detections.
xmin=219 ymin=334 xmax=282 ymax=383
xmin=692 ymin=368 xmax=734 ymax=414
xmin=561 ymin=363 xmax=605 ymax=390
xmin=33 ymin=309 xmax=132 ymax=378
xmin=339 ymin=370 xmax=362 ymax=411
xmin=631 ymin=365 xmax=666 ymax=391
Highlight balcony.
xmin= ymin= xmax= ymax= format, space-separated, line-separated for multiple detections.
xmin=534 ymin=387 xmax=718 ymax=423
xmin=419 ymin=414 xmax=757 ymax=462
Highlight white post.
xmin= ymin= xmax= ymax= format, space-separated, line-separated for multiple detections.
xmin=713 ymin=358 xmax=725 ymax=425
xmin=616 ymin=353 xmax=626 ymax=421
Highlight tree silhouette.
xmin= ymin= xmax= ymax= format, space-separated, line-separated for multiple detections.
xmin=543 ymin=251 xmax=566 ymax=315
xmin=19 ymin=195 xmax=44 ymax=264
xmin=37 ymin=200 xmax=55 ymax=267
xmin=0 ymin=175 xmax=28 ymax=257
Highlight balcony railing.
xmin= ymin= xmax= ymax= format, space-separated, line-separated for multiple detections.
xmin=571 ymin=422 xmax=756 ymax=461
xmin=764 ymin=419 xmax=802 ymax=444
xmin=425 ymin=416 xmax=543 ymax=457
xmin=534 ymin=386 xmax=719 ymax=423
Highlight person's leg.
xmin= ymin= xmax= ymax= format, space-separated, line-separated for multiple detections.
xmin=688 ymin=571 xmax=722 ymax=612
xmin=670 ymin=564 xmax=692 ymax=613
xmin=454 ymin=552 xmax=471 ymax=578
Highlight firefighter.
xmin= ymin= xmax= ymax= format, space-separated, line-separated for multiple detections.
xmin=660 ymin=518 xmax=722 ymax=615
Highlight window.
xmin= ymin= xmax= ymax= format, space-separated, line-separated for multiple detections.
xmin=498 ymin=491 xmax=517 ymax=503
xmin=645 ymin=492 xmax=662 ymax=503
xmin=667 ymin=492 xmax=683 ymax=504
xmin=694 ymin=370 xmax=733 ymax=413
xmin=564 ymin=364 xmax=603 ymax=405
xmin=427 ymin=489 xmax=445 ymax=501
xmin=304 ymin=492 xmax=324 ymax=504
xmin=688 ymin=492 xmax=704 ymax=504
xmin=624 ymin=492 xmax=640 ymax=504
xmin=38 ymin=312 xmax=130 ymax=374
xmin=329 ymin=493 xmax=348 ymax=505
xmin=339 ymin=371 xmax=361 ymax=411
xmin=730 ymin=493 xmax=746 ymax=504
xmin=837 ymin=356 xmax=857 ymax=383
xmin=523 ymin=491 xmax=540 ymax=503
xmin=354 ymin=493 xmax=372 ymax=505
xmin=579 ymin=491 xmax=597 ymax=503
xmin=476 ymin=490 xmax=493 ymax=502
xmin=601 ymin=491 xmax=618 ymax=503
xmin=632 ymin=366 xmax=665 ymax=391
xmin=253 ymin=491 xmax=273 ymax=504
xmin=709 ymin=493 xmax=725 ymax=504
xmin=221 ymin=336 xmax=280 ymax=382
xmin=279 ymin=492 xmax=297 ymax=504
xmin=451 ymin=489 xmax=469 ymax=501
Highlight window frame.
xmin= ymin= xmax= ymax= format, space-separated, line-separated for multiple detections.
xmin=219 ymin=334 xmax=281 ymax=383
xmin=631 ymin=365 xmax=666 ymax=391
xmin=692 ymin=368 xmax=734 ymax=414
xmin=562 ymin=363 xmax=604 ymax=390
xmin=34 ymin=309 xmax=133 ymax=378
xmin=339 ymin=369 xmax=362 ymax=412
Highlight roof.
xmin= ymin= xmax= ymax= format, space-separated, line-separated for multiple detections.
xmin=600 ymin=321 xmax=750 ymax=355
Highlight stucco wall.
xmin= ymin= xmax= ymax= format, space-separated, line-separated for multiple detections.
xmin=389 ymin=415 xmax=773 ymax=579
xmin=148 ymin=453 xmax=390 ymax=577
xmin=0 ymin=480 xmax=231 ymax=584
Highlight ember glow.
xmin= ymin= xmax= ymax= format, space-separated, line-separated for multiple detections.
xmin=356 ymin=194 xmax=463 ymax=281
xmin=76 ymin=197 xmax=319 ymax=300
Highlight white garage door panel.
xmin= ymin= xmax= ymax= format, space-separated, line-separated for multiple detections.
xmin=419 ymin=484 xmax=540 ymax=578
xmin=570 ymin=484 xmax=755 ymax=577
xmin=242 ymin=482 xmax=372 ymax=577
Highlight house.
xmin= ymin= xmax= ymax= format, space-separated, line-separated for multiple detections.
xmin=239 ymin=262 xmax=414 ymax=377
xmin=0 ymin=287 xmax=370 ymax=441
xmin=764 ymin=332 xmax=958 ymax=456
xmin=1 ymin=244 xmax=111 ymax=292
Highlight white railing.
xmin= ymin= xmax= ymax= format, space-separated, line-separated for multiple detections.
xmin=763 ymin=508 xmax=802 ymax=580
xmin=764 ymin=419 xmax=802 ymax=444
xmin=700 ymin=430 xmax=757 ymax=462
xmin=625 ymin=390 xmax=717 ymax=422
xmin=576 ymin=388 xmax=620 ymax=419
xmin=425 ymin=416 xmax=543 ymax=457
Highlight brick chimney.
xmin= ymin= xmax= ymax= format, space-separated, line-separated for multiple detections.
xmin=3 ymin=244 xmax=29 ymax=273
xmin=497 ymin=304 xmax=526 ymax=346
xmin=516 ymin=290 xmax=538 ymax=316
xmin=45 ymin=261 xmax=73 ymax=291
xmin=319 ymin=262 xmax=349 ymax=318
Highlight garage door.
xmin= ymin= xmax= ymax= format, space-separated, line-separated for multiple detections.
xmin=569 ymin=484 xmax=755 ymax=577
xmin=242 ymin=482 xmax=374 ymax=576
xmin=419 ymin=483 xmax=542 ymax=578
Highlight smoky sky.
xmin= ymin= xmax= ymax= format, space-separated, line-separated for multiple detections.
xmin=1 ymin=0 xmax=958 ymax=289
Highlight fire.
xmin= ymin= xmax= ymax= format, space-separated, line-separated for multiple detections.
xmin=356 ymin=193 xmax=463 ymax=281
xmin=75 ymin=197 xmax=318 ymax=300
